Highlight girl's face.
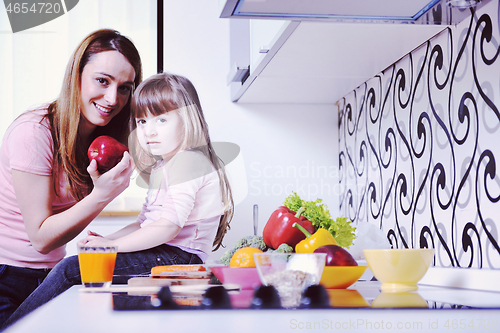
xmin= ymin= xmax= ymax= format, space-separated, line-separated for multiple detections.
xmin=135 ymin=109 xmax=184 ymax=159
xmin=80 ymin=50 xmax=135 ymax=135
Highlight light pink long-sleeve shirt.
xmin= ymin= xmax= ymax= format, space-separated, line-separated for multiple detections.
xmin=136 ymin=150 xmax=224 ymax=261
xmin=0 ymin=108 xmax=76 ymax=268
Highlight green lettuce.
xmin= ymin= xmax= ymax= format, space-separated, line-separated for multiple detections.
xmin=283 ymin=192 xmax=356 ymax=248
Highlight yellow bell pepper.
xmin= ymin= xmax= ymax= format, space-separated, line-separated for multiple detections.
xmin=292 ymin=223 xmax=338 ymax=253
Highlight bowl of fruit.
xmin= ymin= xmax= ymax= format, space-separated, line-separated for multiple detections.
xmin=209 ymin=247 xmax=264 ymax=290
xmin=315 ymin=245 xmax=367 ymax=289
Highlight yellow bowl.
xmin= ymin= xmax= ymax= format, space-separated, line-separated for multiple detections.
xmin=363 ymin=248 xmax=434 ymax=292
xmin=326 ymin=289 xmax=370 ymax=308
xmin=319 ymin=266 xmax=367 ymax=289
xmin=371 ymin=291 xmax=428 ymax=308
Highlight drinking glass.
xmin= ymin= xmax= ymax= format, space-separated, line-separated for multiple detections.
xmin=78 ymin=246 xmax=117 ymax=288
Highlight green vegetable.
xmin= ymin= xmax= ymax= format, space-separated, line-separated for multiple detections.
xmin=219 ymin=237 xmax=294 ymax=265
xmin=283 ymin=192 xmax=356 ymax=248
xmin=329 ymin=216 xmax=356 ymax=249
xmin=266 ymin=243 xmax=293 ymax=253
xmin=220 ymin=235 xmax=267 ymax=266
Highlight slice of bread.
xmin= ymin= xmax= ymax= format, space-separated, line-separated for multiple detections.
xmin=151 ymin=265 xmax=206 ymax=275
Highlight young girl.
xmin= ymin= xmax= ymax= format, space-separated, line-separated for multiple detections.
xmin=82 ymin=72 xmax=234 ymax=256
xmin=3 ymin=72 xmax=234 ymax=327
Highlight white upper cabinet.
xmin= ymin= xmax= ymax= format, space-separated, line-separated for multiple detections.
xmin=220 ymin=0 xmax=476 ymax=104
xmin=227 ymin=20 xmax=447 ymax=104
xmin=226 ymin=19 xmax=300 ymax=102
xmin=249 ymin=20 xmax=290 ymax=73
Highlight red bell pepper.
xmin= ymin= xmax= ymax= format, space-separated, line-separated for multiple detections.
xmin=263 ymin=206 xmax=315 ymax=249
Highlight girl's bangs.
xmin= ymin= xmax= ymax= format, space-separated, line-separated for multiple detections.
xmin=132 ymin=82 xmax=179 ymax=119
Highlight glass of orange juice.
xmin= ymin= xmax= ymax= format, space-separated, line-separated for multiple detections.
xmin=78 ymin=246 xmax=118 ymax=288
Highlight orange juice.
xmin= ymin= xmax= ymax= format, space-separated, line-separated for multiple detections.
xmin=78 ymin=248 xmax=117 ymax=287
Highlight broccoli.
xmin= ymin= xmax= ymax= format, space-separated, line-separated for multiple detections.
xmin=266 ymin=243 xmax=293 ymax=254
xmin=220 ymin=235 xmax=267 ymax=266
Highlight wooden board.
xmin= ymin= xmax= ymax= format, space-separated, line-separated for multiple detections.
xmin=79 ymin=283 xmax=241 ymax=295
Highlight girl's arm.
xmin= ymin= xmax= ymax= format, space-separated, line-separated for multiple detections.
xmin=100 ymin=221 xmax=142 ymax=240
xmin=13 ymin=152 xmax=134 ymax=254
xmin=80 ymin=218 xmax=181 ymax=253
xmin=84 ymin=221 xmax=142 ymax=240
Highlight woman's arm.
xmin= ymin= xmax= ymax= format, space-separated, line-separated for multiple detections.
xmin=13 ymin=152 xmax=134 ymax=254
xmin=80 ymin=218 xmax=181 ymax=253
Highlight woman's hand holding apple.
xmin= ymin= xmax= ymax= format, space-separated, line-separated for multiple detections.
xmin=87 ymin=150 xmax=134 ymax=205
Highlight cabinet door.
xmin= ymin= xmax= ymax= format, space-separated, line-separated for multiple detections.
xmin=249 ymin=20 xmax=290 ymax=73
xmin=227 ymin=18 xmax=299 ymax=102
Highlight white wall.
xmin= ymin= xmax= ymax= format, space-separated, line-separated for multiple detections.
xmin=161 ymin=0 xmax=339 ymax=260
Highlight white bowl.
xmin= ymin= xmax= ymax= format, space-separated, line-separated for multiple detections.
xmin=253 ymin=253 xmax=326 ymax=308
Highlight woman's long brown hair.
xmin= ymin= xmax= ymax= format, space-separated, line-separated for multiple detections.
xmin=45 ymin=29 xmax=142 ymax=201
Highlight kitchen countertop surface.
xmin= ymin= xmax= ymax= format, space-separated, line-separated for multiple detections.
xmin=4 ymin=280 xmax=500 ymax=333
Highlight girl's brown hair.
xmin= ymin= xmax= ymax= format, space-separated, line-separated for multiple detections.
xmin=45 ymin=29 xmax=142 ymax=201
xmin=130 ymin=73 xmax=234 ymax=251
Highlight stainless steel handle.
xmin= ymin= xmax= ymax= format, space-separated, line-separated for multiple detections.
xmin=253 ymin=204 xmax=258 ymax=236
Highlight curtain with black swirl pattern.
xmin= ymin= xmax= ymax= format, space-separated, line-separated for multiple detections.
xmin=338 ymin=1 xmax=500 ymax=269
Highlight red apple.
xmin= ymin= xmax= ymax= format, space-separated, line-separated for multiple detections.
xmin=314 ymin=245 xmax=358 ymax=266
xmin=87 ymin=136 xmax=128 ymax=173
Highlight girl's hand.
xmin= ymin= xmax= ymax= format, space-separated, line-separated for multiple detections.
xmin=77 ymin=231 xmax=101 ymax=246
xmin=78 ymin=234 xmax=116 ymax=248
xmin=87 ymin=151 xmax=134 ymax=203
xmin=87 ymin=230 xmax=102 ymax=237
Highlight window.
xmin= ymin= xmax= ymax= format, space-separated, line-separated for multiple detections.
xmin=0 ymin=0 xmax=158 ymax=212
xmin=0 ymin=0 xmax=157 ymax=138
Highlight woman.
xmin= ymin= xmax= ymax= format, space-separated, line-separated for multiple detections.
xmin=0 ymin=29 xmax=142 ymax=327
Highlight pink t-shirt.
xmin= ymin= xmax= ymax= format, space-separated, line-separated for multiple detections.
xmin=137 ymin=150 xmax=224 ymax=261
xmin=0 ymin=108 xmax=77 ymax=268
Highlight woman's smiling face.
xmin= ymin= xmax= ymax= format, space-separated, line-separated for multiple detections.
xmin=135 ymin=109 xmax=184 ymax=160
xmin=79 ymin=50 xmax=136 ymax=135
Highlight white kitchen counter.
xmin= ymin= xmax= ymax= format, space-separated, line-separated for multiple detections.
xmin=4 ymin=281 xmax=500 ymax=333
